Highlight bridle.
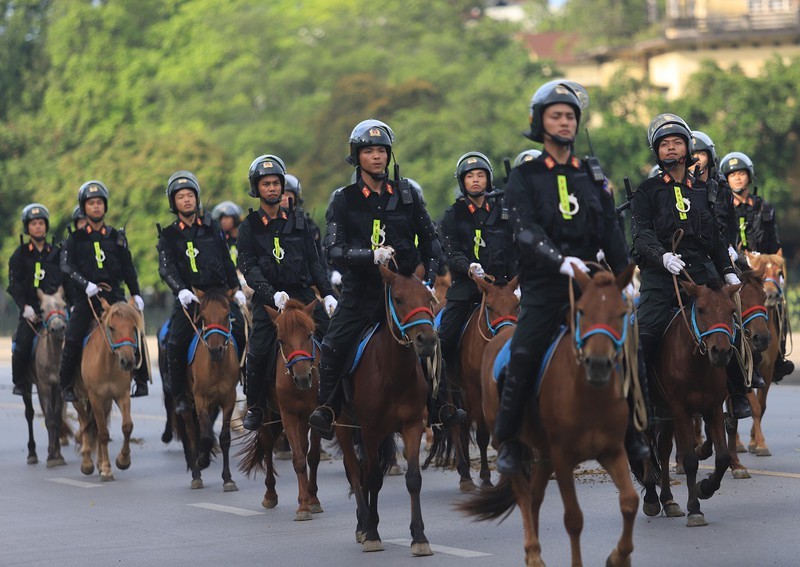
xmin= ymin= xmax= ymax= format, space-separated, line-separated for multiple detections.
xmin=384 ymin=283 xmax=435 ymax=347
xmin=278 ymin=334 xmax=320 ymax=385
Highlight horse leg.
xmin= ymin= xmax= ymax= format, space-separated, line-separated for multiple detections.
xmin=283 ymin=415 xmax=312 ymax=520
xmin=455 ymin=423 xmax=477 ymax=492
xmin=46 ymin=387 xmax=66 ymax=467
xmin=657 ymin=420 xmax=684 ymax=517
xmin=525 ymin=454 xmax=552 ymax=567
xmin=749 ymin=386 xmax=771 ymax=456
xmin=92 ymin=397 xmax=114 ymax=481
xmin=672 ymin=415 xmax=704 ymax=527
xmin=725 ymin=413 xmax=750 ymax=479
xmin=162 ymin=388 xmax=175 ymax=444
xmin=361 ymin=434 xmax=385 ymax=552
xmin=552 ymin=454 xmax=585 ymax=567
xmin=115 ymin=395 xmax=133 ymax=471
xmin=261 ymin=424 xmax=278 ymax=508
xmin=476 ymin=420 xmax=493 ymax=487
xmin=338 ymin=427 xmax=368 ymax=543
xmin=24 ymin=394 xmax=38 ymax=465
xmin=402 ymin=421 xmax=432 ymax=556
xmin=196 ymin=407 xmax=213 ymax=470
xmin=599 ymin=450 xmax=639 ymax=567
xmin=220 ymin=404 xmax=238 ymax=493
xmin=307 ymin=429 xmax=323 ymax=514
xmin=697 ymin=409 xmax=731 ymax=503
xmin=181 ymin=412 xmax=203 ymax=489
xmin=74 ymin=402 xmax=95 ymax=475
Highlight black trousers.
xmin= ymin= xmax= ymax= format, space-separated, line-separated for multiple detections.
xmin=12 ymin=318 xmax=38 ymax=387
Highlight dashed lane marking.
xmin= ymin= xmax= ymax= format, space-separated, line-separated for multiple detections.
xmin=384 ymin=539 xmax=490 ymax=557
xmin=188 ymin=503 xmax=266 ymax=516
xmin=47 ymin=478 xmax=104 ymax=489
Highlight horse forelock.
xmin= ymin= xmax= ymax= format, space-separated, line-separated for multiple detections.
xmin=277 ymin=300 xmax=315 ymax=337
xmin=705 ymin=278 xmax=724 ymax=292
xmin=199 ymin=288 xmax=230 ymax=309
xmin=105 ymin=301 xmax=143 ymax=329
xmin=739 ymin=268 xmax=764 ymax=288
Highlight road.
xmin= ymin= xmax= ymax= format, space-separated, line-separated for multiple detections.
xmin=1 ymin=361 xmax=798 ymax=566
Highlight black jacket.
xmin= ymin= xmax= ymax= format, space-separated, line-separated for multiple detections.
xmin=61 ymin=224 xmax=140 ymax=298
xmin=733 ymin=193 xmax=781 ymax=254
xmin=7 ymin=240 xmax=63 ymax=312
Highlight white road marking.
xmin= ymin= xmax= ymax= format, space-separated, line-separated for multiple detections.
xmin=385 ymin=539 xmax=490 ymax=557
xmin=47 ymin=478 xmax=103 ymax=489
xmin=188 ymin=503 xmax=265 ymax=516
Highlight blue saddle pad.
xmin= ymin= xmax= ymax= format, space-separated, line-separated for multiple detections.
xmin=347 ymin=323 xmax=381 ymax=376
xmin=187 ymin=333 xmax=240 ymax=364
xmin=492 ymin=325 xmax=568 ymax=397
xmin=433 ymin=309 xmax=444 ymax=331
xmin=11 ymin=335 xmax=39 ymax=358
xmin=158 ymin=320 xmax=170 ymax=348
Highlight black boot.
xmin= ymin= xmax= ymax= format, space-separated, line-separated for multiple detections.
xmin=774 ymin=357 xmax=794 ymax=384
xmin=431 ymin=361 xmax=466 ymax=430
xmin=726 ymin=356 xmax=752 ymax=419
xmin=242 ymin=352 xmax=264 ymax=431
xmin=59 ymin=340 xmax=82 ymax=403
xmin=132 ymin=364 xmax=149 ymax=397
xmin=11 ymin=352 xmax=29 ymax=397
xmin=243 ymin=407 xmax=264 ymax=431
xmin=309 ymin=344 xmax=345 ymax=441
xmin=625 ymin=333 xmax=655 ymax=461
xmin=494 ymin=358 xmax=530 ymax=475
xmin=168 ymin=352 xmax=192 ymax=415
xmin=730 ymin=392 xmax=752 ymax=419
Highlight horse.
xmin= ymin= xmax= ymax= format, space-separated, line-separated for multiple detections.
xmin=632 ymin=277 xmax=742 ymax=527
xmin=178 ymin=288 xmax=240 ymax=491
xmin=23 ymin=287 xmax=71 ymax=467
xmin=460 ymin=265 xmax=637 ymax=567
xmin=333 ymin=264 xmax=437 ymax=556
xmin=425 ymin=274 xmax=519 ymax=492
xmin=238 ymin=299 xmax=323 ymax=520
xmin=73 ymin=297 xmax=143 ymax=481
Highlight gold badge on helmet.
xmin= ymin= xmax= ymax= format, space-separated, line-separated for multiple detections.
xmin=262 ymin=161 xmax=273 ymax=169
xmin=555 ymin=85 xmax=569 ymax=94
xmin=179 ymin=178 xmax=188 ymax=184
xmin=368 ymin=128 xmax=381 ymax=137
xmin=89 ymin=185 xmax=99 ymax=192
xmin=32 ymin=208 xmax=40 ymax=214
xmin=467 ymin=158 xmax=478 ymax=164
xmin=730 ymin=158 xmax=739 ymax=165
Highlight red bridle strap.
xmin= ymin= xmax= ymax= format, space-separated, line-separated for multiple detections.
xmin=741 ymin=305 xmax=767 ymax=318
xmin=490 ymin=315 xmax=518 ymax=327
xmin=401 ymin=306 xmax=434 ymax=325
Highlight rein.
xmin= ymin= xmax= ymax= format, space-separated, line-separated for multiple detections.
xmin=670 ymin=229 xmax=702 ymax=350
xmin=476 ymin=284 xmax=518 ymax=342
xmin=384 ymin=283 xmax=435 ymax=346
xmin=88 ymin=283 xmax=117 ymax=353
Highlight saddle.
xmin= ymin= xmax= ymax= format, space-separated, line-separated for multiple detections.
xmin=492 ymin=325 xmax=569 ymax=398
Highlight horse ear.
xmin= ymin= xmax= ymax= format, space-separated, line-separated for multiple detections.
xmin=615 ymin=263 xmax=636 ymax=290
xmin=474 ymin=275 xmax=492 ymax=295
xmin=195 ymin=289 xmax=205 ymax=301
xmin=379 ymin=264 xmax=396 ymax=284
xmin=508 ymin=275 xmax=519 ymax=291
xmin=777 ymin=248 xmax=783 ymax=258
xmin=100 ymin=297 xmax=111 ymax=311
xmin=265 ymin=305 xmax=280 ymax=321
xmin=679 ymin=280 xmax=698 ymax=297
xmin=56 ymin=285 xmax=65 ymax=300
xmin=37 ymin=289 xmax=44 ymax=301
xmin=414 ymin=263 xmax=425 ymax=281
xmin=128 ymin=296 xmax=136 ymax=307
xmin=725 ymin=283 xmax=743 ymax=298
xmin=572 ymin=266 xmax=591 ymax=292
xmin=305 ymin=299 xmax=318 ymax=315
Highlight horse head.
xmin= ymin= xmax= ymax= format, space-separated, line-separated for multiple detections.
xmin=746 ymin=250 xmax=785 ymax=309
xmin=680 ymin=279 xmax=741 ymax=367
xmin=474 ymin=274 xmax=520 ymax=337
xmin=195 ymin=288 xmax=234 ymax=363
xmin=99 ymin=297 xmax=143 ymax=373
xmin=37 ymin=286 xmax=68 ymax=337
xmin=572 ymin=264 xmax=635 ymax=386
xmin=380 ymin=264 xmax=437 ymax=358
xmin=269 ymin=299 xmax=318 ymax=391
xmin=738 ymin=268 xmax=771 ymax=353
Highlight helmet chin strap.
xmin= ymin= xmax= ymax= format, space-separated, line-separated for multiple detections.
xmin=362 ymin=168 xmax=388 ymax=181
xmin=31 ymin=234 xmax=46 ymax=243
xmin=466 ymin=189 xmax=485 ymax=198
xmin=261 ymin=196 xmax=282 ymax=206
xmin=731 ymin=186 xmax=747 ymax=194
xmin=88 ymin=213 xmax=105 ymax=223
xmin=544 ymin=129 xmax=575 ymax=147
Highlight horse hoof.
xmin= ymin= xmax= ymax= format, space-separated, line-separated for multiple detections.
xmin=642 ymin=501 xmax=661 ymax=517
xmin=262 ymin=497 xmax=278 ymax=509
xmin=223 ymin=481 xmax=238 ymax=493
xmin=663 ymin=502 xmax=685 ymax=517
xmin=355 ymin=531 xmax=364 ymax=544
xmin=47 ymin=457 xmax=67 ymax=468
xmin=116 ymin=457 xmax=131 ymax=471
xmin=100 ymin=472 xmax=115 ymax=482
xmin=731 ymin=468 xmax=751 ymax=480
xmin=309 ymin=504 xmax=323 ymax=514
xmin=756 ymin=447 xmax=772 ymax=457
xmin=362 ymin=540 xmax=383 ymax=552
xmin=606 ymin=547 xmax=631 ymax=567
xmin=318 ymin=450 xmax=332 ymax=462
xmin=459 ymin=479 xmax=478 ymax=493
xmin=411 ymin=542 xmax=433 ymax=557
xmin=161 ymin=431 xmax=173 ymax=444
xmin=736 ymin=442 xmax=747 ymax=453
xmin=81 ymin=463 xmax=95 ymax=476
xmin=687 ymin=513 xmax=707 ymax=527
xmin=191 ymin=479 xmax=204 ymax=490
xmin=27 ymin=455 xmax=39 ymax=465
xmin=387 ymin=464 xmax=404 ymax=476
xmin=294 ymin=511 xmax=312 ymax=521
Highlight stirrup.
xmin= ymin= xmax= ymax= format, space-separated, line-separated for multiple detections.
xmin=437 ymin=403 xmax=467 ymax=429
xmin=309 ymin=406 xmax=336 ymax=440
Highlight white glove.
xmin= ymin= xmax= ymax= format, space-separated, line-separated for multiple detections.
xmin=273 ymin=290 xmax=290 ymax=311
xmin=728 ymin=246 xmax=739 ymax=263
xmin=85 ymin=282 xmax=100 ymax=297
xmin=133 ymin=295 xmax=144 ymax=311
xmin=330 ymin=270 xmax=343 ymax=286
xmin=178 ymin=289 xmax=199 ymax=308
xmin=425 ymin=284 xmax=436 ymax=298
xmin=234 ymin=290 xmax=247 ymax=307
xmin=596 ymin=249 xmax=606 ymax=262
xmin=724 ymin=273 xmax=741 ymax=286
xmin=559 ymin=256 xmax=589 ymax=278
xmin=779 ymin=275 xmax=785 ymax=287
xmin=372 ymin=246 xmax=395 ymax=265
xmin=469 ymin=262 xmax=485 ymax=279
xmin=22 ymin=305 xmax=37 ymax=321
xmin=622 ymin=283 xmax=636 ymax=300
xmin=323 ymin=294 xmax=338 ymax=316
xmin=661 ymin=253 xmax=685 ymax=275
xmin=513 ymin=287 xmax=522 ymax=300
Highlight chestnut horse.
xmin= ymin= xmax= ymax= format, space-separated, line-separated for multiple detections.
xmin=426 ymin=274 xmax=519 ymax=492
xmin=179 ymin=288 xmax=239 ymax=491
xmin=633 ymin=278 xmax=742 ymax=527
xmin=334 ymin=264 xmax=436 ymax=556
xmin=24 ymin=287 xmax=70 ymax=467
xmin=238 ymin=299 xmax=323 ymax=520
xmin=73 ymin=298 xmax=143 ymax=481
xmin=461 ymin=265 xmax=638 ymax=567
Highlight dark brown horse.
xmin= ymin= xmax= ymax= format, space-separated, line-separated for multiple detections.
xmin=461 ymin=265 xmax=638 ymax=567
xmin=179 ymin=288 xmax=239 ymax=491
xmin=634 ymin=278 xmax=742 ymax=527
xmin=335 ymin=264 xmax=436 ymax=555
xmin=427 ymin=274 xmax=519 ymax=492
xmin=238 ymin=299 xmax=323 ymax=521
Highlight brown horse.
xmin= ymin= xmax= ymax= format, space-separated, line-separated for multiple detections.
xmin=24 ymin=287 xmax=71 ymax=467
xmin=334 ymin=264 xmax=436 ymax=556
xmin=427 ymin=274 xmax=519 ymax=492
xmin=633 ymin=278 xmax=742 ymax=527
xmin=179 ymin=288 xmax=239 ymax=491
xmin=461 ymin=266 xmax=638 ymax=567
xmin=74 ymin=298 xmax=143 ymax=481
xmin=238 ymin=299 xmax=324 ymax=520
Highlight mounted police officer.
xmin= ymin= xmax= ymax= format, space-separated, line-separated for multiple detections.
xmin=211 ymin=200 xmax=244 ymax=267
xmin=493 ymin=80 xmax=634 ymax=474
xmin=720 ymin=151 xmax=794 ymax=381
xmin=439 ymin=151 xmax=516 ymax=424
xmin=308 ymin=119 xmax=444 ymax=440
xmin=157 ymin=171 xmax=247 ymax=415
xmin=513 ymin=149 xmax=542 ymax=168
xmin=71 ymin=205 xmax=88 ymax=231
xmin=60 ymin=181 xmax=148 ymax=402
xmin=630 ymin=115 xmax=751 ymax=418
xmin=238 ymin=155 xmax=337 ymax=430
xmin=7 ymin=204 xmax=64 ymax=396
xmin=282 ymin=173 xmax=327 ymax=268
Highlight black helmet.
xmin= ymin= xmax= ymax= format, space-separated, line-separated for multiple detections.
xmin=248 ymin=154 xmax=286 ymax=197
xmin=691 ymin=130 xmax=717 ymax=175
xmin=405 ymin=178 xmax=424 ymax=204
xmin=21 ymin=203 xmax=50 ymax=234
xmin=71 ymin=204 xmax=86 ymax=226
xmin=647 ymin=164 xmax=661 ymax=179
xmin=284 ymin=173 xmax=302 ymax=201
xmin=211 ymin=201 xmax=243 ymax=225
xmin=455 ymin=151 xmax=493 ymax=196
xmin=513 ymin=149 xmax=542 ymax=168
xmin=647 ymin=113 xmax=693 ymax=155
xmin=166 ymin=171 xmax=201 ymax=214
xmin=346 ymin=119 xmax=394 ymax=167
xmin=525 ymin=79 xmax=589 ymax=144
xmin=720 ymin=151 xmax=755 ymax=183
xmin=78 ymin=180 xmax=109 ymax=213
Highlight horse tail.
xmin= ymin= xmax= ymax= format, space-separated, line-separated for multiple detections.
xmin=377 ymin=434 xmax=398 ymax=478
xmin=422 ymin=425 xmax=457 ymax=470
xmin=456 ymin=474 xmax=517 ymax=522
xmin=628 ymin=428 xmax=662 ymax=486
xmin=236 ymin=427 xmax=269 ymax=477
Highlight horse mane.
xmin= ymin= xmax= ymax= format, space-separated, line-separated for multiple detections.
xmin=590 ymin=271 xmax=616 ymax=287
xmin=705 ymin=278 xmax=724 ymax=291
xmin=739 ymin=268 xmax=764 ymax=288
xmin=277 ymin=299 xmax=316 ymax=336
xmin=199 ymin=287 xmax=231 ymax=309
xmin=104 ymin=300 xmax=144 ymax=329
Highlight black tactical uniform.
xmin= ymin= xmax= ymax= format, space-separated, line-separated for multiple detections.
xmin=211 ymin=200 xmax=243 ymax=267
xmin=60 ymin=182 xmax=146 ymax=399
xmin=238 ymin=156 xmax=335 ymax=429
xmin=7 ymin=204 xmax=63 ymax=395
xmin=158 ymin=172 xmax=245 ymax=414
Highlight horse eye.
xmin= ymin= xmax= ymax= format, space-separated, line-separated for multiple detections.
xmin=485 ymin=304 xmax=493 ymax=312
xmin=395 ymin=298 xmax=403 ymax=306
xmin=697 ymin=308 xmax=705 ymax=315
xmin=108 ymin=325 xmax=115 ymax=333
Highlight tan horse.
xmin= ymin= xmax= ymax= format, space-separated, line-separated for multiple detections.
xmin=461 ymin=266 xmax=638 ymax=567
xmin=181 ymin=288 xmax=239 ymax=491
xmin=74 ymin=298 xmax=143 ymax=481
xmin=238 ymin=299 xmax=323 ymax=520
